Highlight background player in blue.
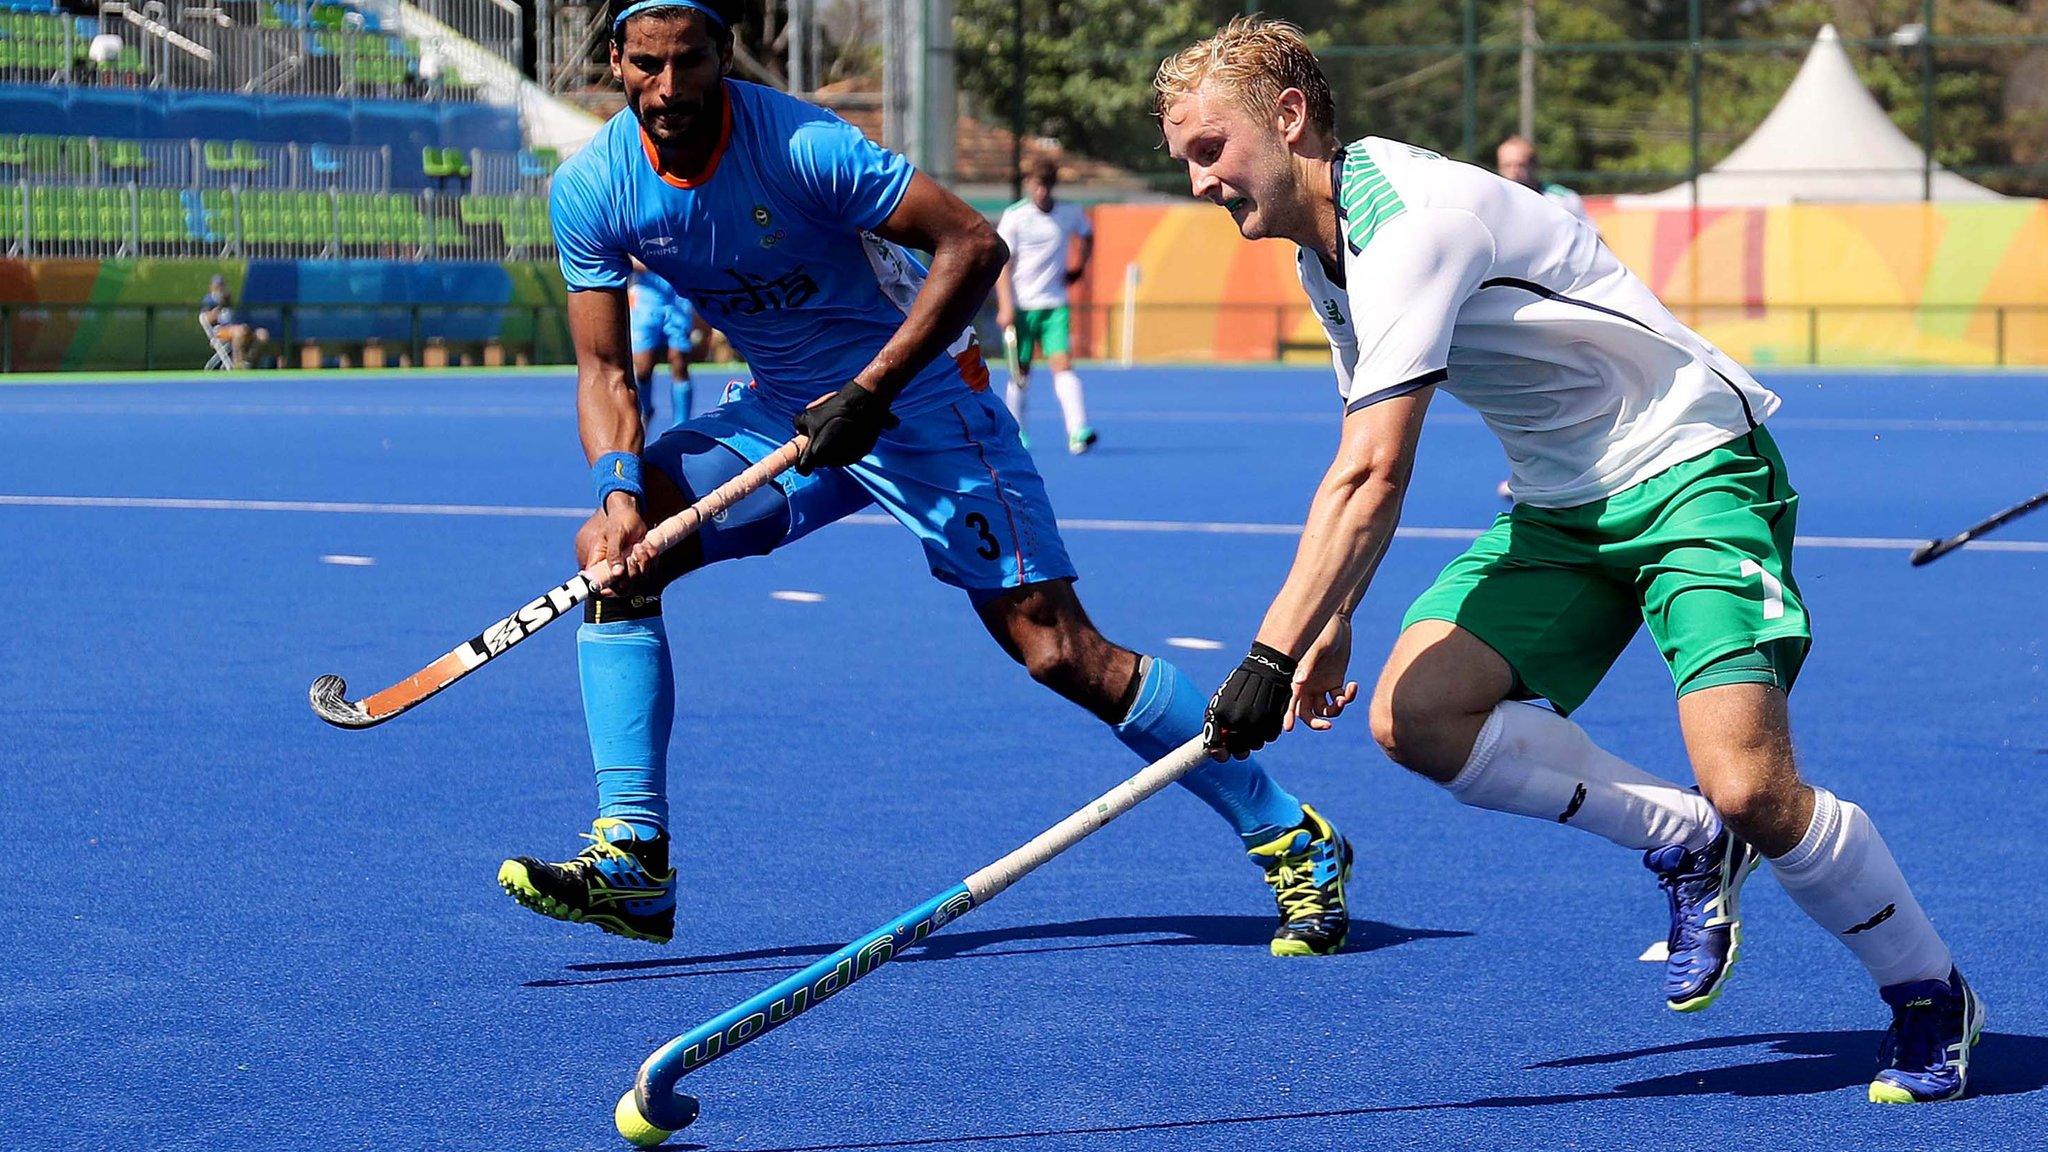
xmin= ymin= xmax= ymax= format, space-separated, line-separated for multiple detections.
xmin=496 ymin=0 xmax=1356 ymax=958
xmin=628 ymin=260 xmax=708 ymax=425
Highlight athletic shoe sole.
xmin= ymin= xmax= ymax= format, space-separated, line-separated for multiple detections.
xmin=1666 ymin=836 xmax=1760 ymax=1012
xmin=1868 ymin=984 xmax=1988 ymax=1103
xmin=497 ymin=859 xmax=673 ymax=945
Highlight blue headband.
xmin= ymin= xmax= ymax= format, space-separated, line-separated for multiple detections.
xmin=613 ymin=1 xmax=726 ymax=32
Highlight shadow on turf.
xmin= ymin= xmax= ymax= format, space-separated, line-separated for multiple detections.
xmin=524 ymin=914 xmax=1470 ymax=989
xmin=716 ymin=1031 xmax=2048 ymax=1152
xmin=1522 ymin=1028 xmax=2048 ymax=1101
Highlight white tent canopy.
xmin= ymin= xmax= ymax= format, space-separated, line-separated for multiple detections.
xmin=1621 ymin=25 xmax=2001 ymax=206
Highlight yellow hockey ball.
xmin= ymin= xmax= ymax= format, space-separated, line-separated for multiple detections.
xmin=614 ymin=1089 xmax=674 ymax=1148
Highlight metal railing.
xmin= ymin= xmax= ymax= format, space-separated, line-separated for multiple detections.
xmin=1048 ymin=302 xmax=2048 ymax=369
xmin=70 ymin=0 xmax=504 ymax=101
xmin=1 ymin=183 xmax=555 ymax=262
xmin=0 ymin=301 xmax=571 ymax=372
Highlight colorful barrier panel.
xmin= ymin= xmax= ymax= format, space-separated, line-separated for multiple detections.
xmin=0 ymin=257 xmax=566 ymax=371
xmin=1076 ymin=199 xmax=2048 ymax=367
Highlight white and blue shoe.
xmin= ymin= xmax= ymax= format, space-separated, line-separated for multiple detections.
xmin=1870 ymin=967 xmax=1986 ymax=1103
xmin=1644 ymin=823 xmax=1759 ymax=1012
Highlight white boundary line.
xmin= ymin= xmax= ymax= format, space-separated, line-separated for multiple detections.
xmin=2 ymin=493 xmax=2044 ymax=555
xmin=8 ymin=401 xmax=2048 ymax=434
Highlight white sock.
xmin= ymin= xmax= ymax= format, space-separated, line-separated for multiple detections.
xmin=1443 ymin=701 xmax=1719 ymax=852
xmin=1768 ymin=787 xmax=1953 ymax=988
xmin=1005 ymin=375 xmax=1028 ymax=428
xmin=1053 ymin=369 xmax=1088 ymax=437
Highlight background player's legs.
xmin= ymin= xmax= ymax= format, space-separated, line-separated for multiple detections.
xmin=667 ymin=347 xmax=692 ymax=425
xmin=1680 ymin=683 xmax=1953 ymax=986
xmin=1371 ymin=620 xmax=1719 ymax=852
xmin=1042 ymin=307 xmax=1095 ymax=453
xmin=631 ymin=347 xmax=662 ymax=425
xmin=1048 ymin=350 xmax=1094 ymax=453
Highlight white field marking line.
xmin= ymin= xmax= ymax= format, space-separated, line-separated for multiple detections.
xmin=10 ymin=399 xmax=2048 ymax=433
xmin=1087 ymin=410 xmax=2048 ymax=434
xmin=2 ymin=494 xmax=2045 ymax=555
xmin=770 ymin=590 xmax=826 ymax=603
xmin=1166 ymin=637 xmax=1224 ymax=650
xmin=0 ymin=402 xmax=564 ymax=417
xmin=319 ymin=554 xmax=376 ymax=566
xmin=1640 ymin=940 xmax=1671 ymax=963
xmin=0 ymin=494 xmax=588 ymax=518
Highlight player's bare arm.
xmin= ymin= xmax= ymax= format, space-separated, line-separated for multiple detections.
xmin=1208 ymin=389 xmax=1429 ymax=753
xmin=569 ymin=286 xmax=650 ymax=587
xmin=859 ymin=174 xmax=1007 ymax=400
xmin=795 ymin=172 xmax=1007 ymax=472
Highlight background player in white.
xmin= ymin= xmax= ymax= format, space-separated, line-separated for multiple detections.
xmin=1159 ymin=17 xmax=1981 ymax=1103
xmin=996 ymin=157 xmax=1098 ymax=454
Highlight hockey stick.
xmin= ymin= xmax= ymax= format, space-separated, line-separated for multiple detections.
xmin=1909 ymin=487 xmax=2048 ymax=567
xmin=1002 ymin=323 xmax=1023 ymax=385
xmin=308 ymin=438 xmax=803 ymax=729
xmin=612 ymin=737 xmax=1212 ymax=1147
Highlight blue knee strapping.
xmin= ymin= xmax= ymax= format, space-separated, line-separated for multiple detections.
xmin=1112 ymin=657 xmax=1304 ymax=847
xmin=579 ymin=619 xmax=674 ymax=834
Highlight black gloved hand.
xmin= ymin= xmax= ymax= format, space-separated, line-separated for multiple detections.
xmin=1203 ymin=642 xmax=1298 ymax=759
xmin=793 ymin=382 xmax=899 ymax=475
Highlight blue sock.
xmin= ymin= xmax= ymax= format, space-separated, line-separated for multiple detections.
xmin=579 ymin=618 xmax=673 ymax=837
xmin=1112 ymin=656 xmax=1305 ymax=849
xmin=671 ymin=377 xmax=692 ymax=423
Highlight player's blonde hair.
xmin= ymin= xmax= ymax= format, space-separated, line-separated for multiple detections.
xmin=1153 ymin=16 xmax=1335 ymax=139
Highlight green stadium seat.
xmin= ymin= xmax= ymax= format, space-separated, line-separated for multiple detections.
xmin=26 ymin=186 xmax=52 ymax=240
xmin=23 ymin=135 xmax=62 ymax=176
xmin=102 ymin=138 xmax=149 ymax=174
xmin=232 ymin=140 xmax=266 ymax=173
xmin=0 ymin=134 xmax=25 ymax=168
xmin=455 ymin=194 xmax=495 ymax=226
xmin=203 ymin=141 xmax=239 ymax=175
xmin=54 ymin=188 xmax=79 ymax=244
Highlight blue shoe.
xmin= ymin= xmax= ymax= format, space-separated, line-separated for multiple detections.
xmin=1249 ymin=804 xmax=1353 ymax=957
xmin=1870 ymin=967 xmax=1986 ymax=1103
xmin=498 ymin=817 xmax=676 ymax=944
xmin=1644 ymin=823 xmax=1758 ymax=1011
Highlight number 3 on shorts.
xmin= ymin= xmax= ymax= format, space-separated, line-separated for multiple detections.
xmin=964 ymin=511 xmax=1002 ymax=561
xmin=1739 ymin=559 xmax=1785 ymax=620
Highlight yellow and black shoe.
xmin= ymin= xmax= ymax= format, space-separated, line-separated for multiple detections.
xmin=498 ymin=817 xmax=675 ymax=944
xmin=1249 ymin=804 xmax=1353 ymax=957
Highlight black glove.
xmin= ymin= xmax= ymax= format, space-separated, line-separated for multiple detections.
xmin=1204 ymin=642 xmax=1297 ymax=759
xmin=794 ymin=383 xmax=899 ymax=475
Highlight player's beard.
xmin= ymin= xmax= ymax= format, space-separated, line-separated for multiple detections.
xmin=636 ymin=89 xmax=717 ymax=151
xmin=1233 ymin=155 xmax=1306 ymax=243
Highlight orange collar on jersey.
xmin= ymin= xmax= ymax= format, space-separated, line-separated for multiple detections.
xmin=639 ymin=92 xmax=733 ymax=190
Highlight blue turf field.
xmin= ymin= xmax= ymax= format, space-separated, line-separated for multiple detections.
xmin=2 ymin=366 xmax=2044 ymax=1152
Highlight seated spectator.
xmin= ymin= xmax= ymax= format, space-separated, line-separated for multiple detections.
xmin=200 ymin=274 xmax=267 ymax=368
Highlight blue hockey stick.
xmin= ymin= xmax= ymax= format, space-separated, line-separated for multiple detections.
xmin=613 ymin=737 xmax=1212 ymax=1146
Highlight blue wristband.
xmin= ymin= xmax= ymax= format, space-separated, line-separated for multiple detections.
xmin=593 ymin=451 xmax=643 ymax=507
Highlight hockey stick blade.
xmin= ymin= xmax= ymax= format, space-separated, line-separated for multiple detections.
xmin=619 ymin=739 xmax=1210 ymax=1143
xmin=1909 ymin=488 xmax=2048 ymax=567
xmin=308 ymin=674 xmax=376 ymax=729
xmin=308 ymin=438 xmax=802 ymax=730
